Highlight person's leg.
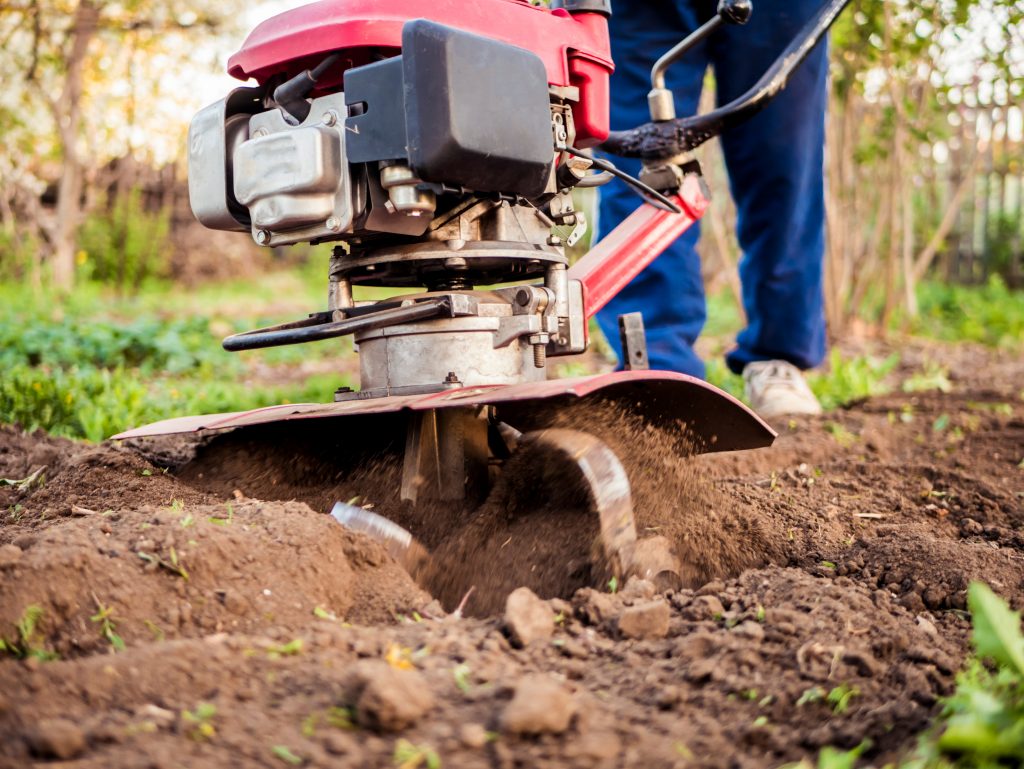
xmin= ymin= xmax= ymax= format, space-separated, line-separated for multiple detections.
xmin=710 ymin=0 xmax=829 ymax=375
xmin=595 ymin=0 xmax=716 ymax=378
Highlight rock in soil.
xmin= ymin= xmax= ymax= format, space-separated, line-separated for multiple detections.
xmin=501 ymin=674 xmax=577 ymax=735
xmin=27 ymin=718 xmax=86 ymax=759
xmin=503 ymin=586 xmax=554 ymax=648
xmin=350 ymin=661 xmax=434 ymax=731
xmin=616 ymin=599 xmax=670 ymax=640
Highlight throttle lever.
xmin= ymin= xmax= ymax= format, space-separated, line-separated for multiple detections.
xmin=648 ymin=0 xmax=753 ymax=122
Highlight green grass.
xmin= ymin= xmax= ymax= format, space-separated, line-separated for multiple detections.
xmin=904 ymin=277 xmax=1024 ymax=349
xmin=0 ymin=275 xmax=353 ymax=440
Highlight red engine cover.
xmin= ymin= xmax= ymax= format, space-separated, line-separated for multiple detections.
xmin=227 ymin=0 xmax=613 ymax=146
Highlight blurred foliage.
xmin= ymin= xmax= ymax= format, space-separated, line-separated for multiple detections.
xmin=908 ymin=277 xmax=1024 ymax=348
xmin=0 ymin=275 xmax=353 ymax=441
xmin=79 ymin=189 xmax=170 ymax=290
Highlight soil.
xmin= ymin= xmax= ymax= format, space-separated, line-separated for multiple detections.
xmin=1 ymin=340 xmax=1022 ymax=769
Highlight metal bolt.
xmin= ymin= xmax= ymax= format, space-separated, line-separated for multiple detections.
xmin=322 ymin=111 xmax=338 ymax=127
xmin=547 ymin=235 xmax=562 ymax=246
xmin=533 ymin=344 xmax=546 ymax=368
xmin=515 ymin=288 xmax=532 ymax=307
xmin=326 ymin=217 xmax=341 ymax=231
xmin=255 ymin=229 xmax=271 ymax=245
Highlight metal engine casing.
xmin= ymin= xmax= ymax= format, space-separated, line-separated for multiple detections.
xmin=189 ymin=92 xmax=357 ymax=247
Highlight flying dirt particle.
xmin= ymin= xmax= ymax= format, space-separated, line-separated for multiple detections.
xmin=501 ymin=674 xmax=576 ymax=735
xmin=28 ymin=718 xmax=86 ymax=760
xmin=616 ymin=599 xmax=670 ymax=640
xmin=350 ymin=661 xmax=434 ymax=731
xmin=503 ymin=587 xmax=554 ymax=648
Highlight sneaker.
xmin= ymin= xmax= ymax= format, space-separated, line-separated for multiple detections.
xmin=743 ymin=360 xmax=822 ymax=419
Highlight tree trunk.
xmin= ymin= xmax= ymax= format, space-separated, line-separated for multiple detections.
xmin=50 ymin=0 xmax=100 ymax=292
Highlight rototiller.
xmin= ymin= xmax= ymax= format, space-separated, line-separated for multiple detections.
xmin=118 ymin=0 xmax=850 ymax=590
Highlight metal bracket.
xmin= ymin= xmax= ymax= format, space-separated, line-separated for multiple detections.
xmin=618 ymin=312 xmax=649 ymax=371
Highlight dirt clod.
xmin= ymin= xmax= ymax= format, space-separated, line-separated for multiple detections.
xmin=503 ymin=587 xmax=554 ymax=648
xmin=28 ymin=718 xmax=86 ymax=759
xmin=0 ymin=544 xmax=21 ymax=569
xmin=501 ymin=674 xmax=576 ymax=735
xmin=351 ymin=661 xmax=434 ymax=731
xmin=458 ymin=722 xmax=489 ymax=748
xmin=616 ymin=599 xmax=671 ymax=640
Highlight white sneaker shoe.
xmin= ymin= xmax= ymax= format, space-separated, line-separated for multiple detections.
xmin=743 ymin=360 xmax=822 ymax=419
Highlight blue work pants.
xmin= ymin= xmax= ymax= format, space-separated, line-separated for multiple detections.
xmin=596 ymin=0 xmax=829 ymax=377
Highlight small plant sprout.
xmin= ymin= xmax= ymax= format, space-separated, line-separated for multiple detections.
xmin=325 ymin=707 xmax=357 ymax=730
xmin=208 ymin=502 xmax=234 ymax=526
xmin=453 ymin=663 xmax=472 ymax=693
xmin=138 ymin=549 xmax=189 ymax=580
xmin=271 ymin=745 xmax=304 ymax=765
xmin=796 ymin=686 xmax=825 ymax=707
xmin=313 ymin=606 xmax=337 ymax=621
xmin=169 ymin=498 xmax=184 ymax=512
xmin=266 ymin=638 xmax=304 ymax=659
xmin=607 ymin=575 xmax=619 ymax=594
xmin=393 ymin=739 xmax=441 ymax=769
xmin=181 ymin=702 xmax=217 ymax=741
xmin=0 ymin=604 xmax=58 ymax=661
xmin=90 ymin=595 xmax=126 ymax=652
xmin=827 ymin=684 xmax=860 ymax=715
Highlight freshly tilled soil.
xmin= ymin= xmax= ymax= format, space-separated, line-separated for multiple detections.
xmin=0 ymin=341 xmax=1022 ymax=768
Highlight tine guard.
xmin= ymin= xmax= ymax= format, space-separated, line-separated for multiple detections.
xmin=114 ymin=370 xmax=775 ymax=455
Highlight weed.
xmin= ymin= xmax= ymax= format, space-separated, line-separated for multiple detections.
xmin=808 ymin=350 xmax=899 ymax=410
xmin=181 ymin=702 xmax=217 ymax=741
xmin=827 ymin=684 xmax=860 ymax=715
xmin=90 ymin=596 xmax=126 ymax=652
xmin=796 ymin=687 xmax=825 ymax=707
xmin=902 ymin=361 xmax=953 ymax=394
xmin=313 ymin=606 xmax=337 ymax=621
xmin=207 ymin=502 xmax=234 ymax=526
xmin=453 ymin=663 xmax=472 ymax=693
xmin=325 ymin=707 xmax=357 ymax=730
xmin=824 ymin=422 xmax=858 ymax=447
xmin=393 ymin=739 xmax=441 ymax=769
xmin=266 ymin=639 xmax=304 ymax=659
xmin=137 ymin=550 xmax=189 ymax=580
xmin=144 ymin=619 xmax=165 ymax=641
xmin=607 ymin=575 xmax=619 ymax=594
xmin=0 ymin=604 xmax=57 ymax=661
xmin=271 ymin=745 xmax=304 ymax=766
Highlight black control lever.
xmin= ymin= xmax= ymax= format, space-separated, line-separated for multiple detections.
xmin=603 ymin=0 xmax=850 ymax=160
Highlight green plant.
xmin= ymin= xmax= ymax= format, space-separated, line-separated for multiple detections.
xmin=0 ymin=604 xmax=58 ymax=661
xmin=393 ymin=739 xmax=441 ymax=769
xmin=181 ymin=702 xmax=217 ymax=741
xmin=90 ymin=597 xmax=126 ymax=652
xmin=809 ymin=351 xmax=900 ymax=410
xmin=827 ymin=684 xmax=860 ymax=715
xmin=271 ymin=745 xmax=304 ymax=766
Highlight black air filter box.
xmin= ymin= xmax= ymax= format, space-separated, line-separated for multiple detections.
xmin=345 ymin=20 xmax=553 ymax=198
